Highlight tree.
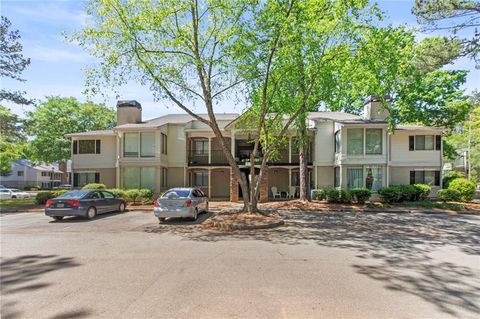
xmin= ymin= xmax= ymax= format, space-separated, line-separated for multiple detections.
xmin=0 ymin=105 xmax=26 ymax=175
xmin=329 ymin=26 xmax=471 ymax=130
xmin=25 ymin=97 xmax=116 ymax=163
xmin=413 ymin=0 xmax=480 ymax=64
xmin=0 ymin=16 xmax=33 ymax=105
xmin=445 ymin=92 xmax=480 ymax=181
xmin=76 ymin=0 xmax=377 ymax=212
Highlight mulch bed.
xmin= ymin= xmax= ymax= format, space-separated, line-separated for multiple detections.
xmin=204 ymin=211 xmax=285 ymax=231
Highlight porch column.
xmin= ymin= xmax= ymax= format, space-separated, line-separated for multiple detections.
xmin=288 ymin=136 xmax=292 ymax=163
xmin=259 ymin=167 xmax=269 ymax=203
xmin=208 ymin=137 xmax=212 ymax=164
xmin=288 ymin=168 xmax=292 ymax=188
xmin=231 ymin=130 xmax=235 ymax=157
xmin=208 ymin=168 xmax=212 ymax=197
xmin=339 ymin=166 xmax=343 ymax=188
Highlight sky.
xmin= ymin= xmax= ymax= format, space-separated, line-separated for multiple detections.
xmin=2 ymin=0 xmax=479 ymax=121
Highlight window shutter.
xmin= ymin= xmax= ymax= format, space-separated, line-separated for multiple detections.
xmin=409 ymin=136 xmax=415 ymax=151
xmin=435 ymin=135 xmax=441 ymax=150
xmin=73 ymin=173 xmax=79 ymax=187
xmin=434 ymin=171 xmax=440 ymax=186
xmin=95 ymin=140 xmax=101 ymax=154
xmin=409 ymin=171 xmax=415 ymax=184
xmin=95 ymin=173 xmax=100 ymax=183
xmin=73 ymin=140 xmax=78 ymax=154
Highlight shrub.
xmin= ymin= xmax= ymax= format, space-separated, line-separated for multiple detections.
xmin=349 ymin=188 xmax=372 ymax=204
xmin=313 ymin=189 xmax=326 ymax=201
xmin=35 ymin=190 xmax=68 ymax=204
xmin=124 ymin=189 xmax=141 ymax=204
xmin=106 ymin=188 xmax=126 ymax=199
xmin=82 ymin=183 xmax=106 ymax=190
xmin=139 ymin=188 xmax=154 ymax=200
xmin=413 ymin=184 xmax=431 ymax=201
xmin=325 ymin=188 xmax=341 ymax=203
xmin=448 ymin=178 xmax=476 ymax=202
xmin=437 ymin=189 xmax=461 ymax=202
xmin=443 ymin=171 xmax=465 ymax=189
xmin=378 ymin=186 xmax=402 ymax=203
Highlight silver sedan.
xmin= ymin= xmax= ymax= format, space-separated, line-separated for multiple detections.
xmin=154 ymin=187 xmax=209 ymax=222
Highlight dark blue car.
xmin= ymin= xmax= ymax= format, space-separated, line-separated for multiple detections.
xmin=45 ymin=189 xmax=127 ymax=221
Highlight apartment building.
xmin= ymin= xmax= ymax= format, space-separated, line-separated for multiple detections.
xmin=0 ymin=159 xmax=65 ymax=189
xmin=66 ymin=97 xmax=443 ymax=201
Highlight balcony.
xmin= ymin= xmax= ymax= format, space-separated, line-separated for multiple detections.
xmin=188 ymin=150 xmax=229 ymax=166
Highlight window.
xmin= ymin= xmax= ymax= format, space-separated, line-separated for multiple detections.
xmin=366 ymin=129 xmax=382 ymax=154
xmin=334 ymin=131 xmax=341 ymax=153
xmin=122 ymin=167 xmax=157 ymax=190
xmin=161 ymin=133 xmax=168 ymax=154
xmin=410 ymin=170 xmax=440 ymax=186
xmin=161 ymin=168 xmax=168 ymax=188
xmin=41 ymin=172 xmax=48 ymax=177
xmin=140 ymin=132 xmax=155 ymax=157
xmin=78 ymin=140 xmax=100 ymax=154
xmin=347 ymin=168 xmax=363 ymax=188
xmin=73 ymin=172 xmax=99 ymax=187
xmin=409 ymin=135 xmax=441 ymax=151
xmin=365 ymin=167 xmax=382 ymax=191
xmin=193 ymin=171 xmax=208 ymax=186
xmin=102 ymin=191 xmax=115 ymax=199
xmin=194 ymin=139 xmax=209 ymax=155
xmin=334 ymin=167 xmax=340 ymax=187
xmin=17 ymin=171 xmax=24 ymax=177
xmin=124 ymin=133 xmax=139 ymax=157
xmin=347 ymin=128 xmax=364 ymax=155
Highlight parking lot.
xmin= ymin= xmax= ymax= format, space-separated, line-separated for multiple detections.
xmin=1 ymin=210 xmax=479 ymax=319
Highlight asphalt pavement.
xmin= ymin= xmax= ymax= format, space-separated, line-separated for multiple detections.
xmin=1 ymin=210 xmax=479 ymax=319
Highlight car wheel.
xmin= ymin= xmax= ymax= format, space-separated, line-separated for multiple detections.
xmin=192 ymin=208 xmax=198 ymax=221
xmin=158 ymin=217 xmax=166 ymax=223
xmin=11 ymin=195 xmax=17 ymax=199
xmin=52 ymin=216 xmax=64 ymax=221
xmin=86 ymin=207 xmax=97 ymax=219
xmin=118 ymin=202 xmax=126 ymax=212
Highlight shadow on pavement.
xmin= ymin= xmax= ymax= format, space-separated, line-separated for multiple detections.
xmin=142 ymin=211 xmax=480 ymax=317
xmin=1 ymin=254 xmax=81 ymax=319
xmin=49 ymin=211 xmax=126 ymax=223
xmin=148 ymin=211 xmax=213 ymax=227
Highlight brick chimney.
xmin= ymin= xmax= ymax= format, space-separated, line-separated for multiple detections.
xmin=116 ymin=100 xmax=142 ymax=125
xmin=363 ymin=96 xmax=391 ymax=121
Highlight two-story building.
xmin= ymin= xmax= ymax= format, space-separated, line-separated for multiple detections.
xmin=67 ymin=97 xmax=443 ymax=201
xmin=0 ymin=159 xmax=65 ymax=189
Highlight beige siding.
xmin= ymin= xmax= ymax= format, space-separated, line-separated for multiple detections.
xmin=72 ymin=136 xmax=116 ymax=169
xmin=315 ymin=166 xmax=334 ymax=188
xmin=390 ymin=131 xmax=441 ymax=166
xmin=73 ymin=168 xmax=116 ymax=188
xmin=167 ymin=125 xmax=186 ymax=166
xmin=389 ymin=166 xmax=441 ymax=197
xmin=314 ymin=121 xmax=335 ymax=165
xmin=167 ymin=167 xmax=185 ymax=188
xmin=210 ymin=168 xmax=230 ymax=198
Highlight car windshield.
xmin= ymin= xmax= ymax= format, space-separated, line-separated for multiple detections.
xmin=57 ymin=190 xmax=90 ymax=199
xmin=162 ymin=190 xmax=190 ymax=198
xmin=11 ymin=189 xmax=21 ymax=192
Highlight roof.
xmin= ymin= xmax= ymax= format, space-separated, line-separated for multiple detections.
xmin=14 ymin=159 xmax=64 ymax=173
xmin=395 ymin=125 xmax=444 ymax=132
xmin=114 ymin=113 xmax=238 ymax=129
xmin=65 ymin=130 xmax=116 ymax=137
xmin=308 ymin=112 xmax=388 ymax=124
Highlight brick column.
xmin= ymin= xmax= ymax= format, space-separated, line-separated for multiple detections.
xmin=259 ymin=167 xmax=269 ymax=203
xmin=230 ymin=168 xmax=239 ymax=202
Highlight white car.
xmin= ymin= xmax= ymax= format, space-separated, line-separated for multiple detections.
xmin=0 ymin=189 xmax=31 ymax=199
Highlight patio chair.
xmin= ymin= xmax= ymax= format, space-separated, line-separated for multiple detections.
xmin=271 ymin=187 xmax=281 ymax=199
xmin=287 ymin=186 xmax=296 ymax=199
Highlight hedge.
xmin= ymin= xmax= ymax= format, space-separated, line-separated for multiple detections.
xmin=35 ymin=190 xmax=69 ymax=204
xmin=377 ymin=184 xmax=431 ymax=203
xmin=82 ymin=183 xmax=106 ymax=190
xmin=448 ymin=178 xmax=476 ymax=202
xmin=349 ymin=188 xmax=372 ymax=204
xmin=313 ymin=189 xmax=326 ymax=201
xmin=437 ymin=189 xmax=461 ymax=202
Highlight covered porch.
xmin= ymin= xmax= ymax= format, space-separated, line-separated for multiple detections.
xmin=188 ymin=167 xmax=230 ymax=200
xmin=268 ymin=167 xmax=314 ymax=200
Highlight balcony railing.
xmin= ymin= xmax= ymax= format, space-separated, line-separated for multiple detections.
xmin=188 ymin=149 xmax=313 ymax=166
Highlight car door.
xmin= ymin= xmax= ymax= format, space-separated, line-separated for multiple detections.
xmin=198 ymin=189 xmax=208 ymax=211
xmin=0 ymin=189 xmax=11 ymax=200
xmin=193 ymin=189 xmax=205 ymax=211
xmin=101 ymin=191 xmax=118 ymax=212
xmin=89 ymin=191 xmax=106 ymax=213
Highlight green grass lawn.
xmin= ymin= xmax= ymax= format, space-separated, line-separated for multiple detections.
xmin=402 ymin=201 xmax=465 ymax=211
xmin=0 ymin=198 xmax=41 ymax=211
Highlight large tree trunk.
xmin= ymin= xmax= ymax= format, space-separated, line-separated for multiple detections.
xmin=299 ymin=140 xmax=309 ymax=201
